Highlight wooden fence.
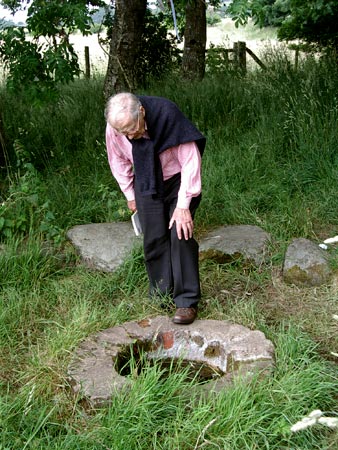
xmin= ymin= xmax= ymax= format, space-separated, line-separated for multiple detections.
xmin=83 ymin=40 xmax=266 ymax=78
xmin=206 ymin=41 xmax=266 ymax=73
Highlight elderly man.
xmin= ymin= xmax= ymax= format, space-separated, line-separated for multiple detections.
xmin=105 ymin=93 xmax=206 ymax=324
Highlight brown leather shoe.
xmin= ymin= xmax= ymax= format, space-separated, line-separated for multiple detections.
xmin=172 ymin=307 xmax=197 ymax=325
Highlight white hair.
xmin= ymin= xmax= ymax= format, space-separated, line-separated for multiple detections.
xmin=104 ymin=92 xmax=141 ymax=129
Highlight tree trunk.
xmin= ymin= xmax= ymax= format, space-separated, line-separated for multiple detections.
xmin=182 ymin=0 xmax=206 ymax=81
xmin=103 ymin=0 xmax=147 ymax=100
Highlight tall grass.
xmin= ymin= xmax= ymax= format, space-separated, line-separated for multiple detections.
xmin=150 ymin=55 xmax=338 ymax=240
xmin=0 ymin=49 xmax=338 ymax=449
xmin=1 ymin=52 xmax=337 ymax=240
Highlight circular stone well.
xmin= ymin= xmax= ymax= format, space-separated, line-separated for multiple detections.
xmin=67 ymin=316 xmax=275 ymax=407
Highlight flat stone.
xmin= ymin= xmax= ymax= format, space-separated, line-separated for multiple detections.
xmin=68 ymin=316 xmax=275 ymax=406
xmin=199 ymin=225 xmax=271 ymax=265
xmin=283 ymin=238 xmax=331 ymax=286
xmin=66 ymin=222 xmax=140 ymax=272
xmin=67 ymin=223 xmax=271 ymax=271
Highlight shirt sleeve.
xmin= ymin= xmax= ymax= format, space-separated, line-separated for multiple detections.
xmin=105 ymin=124 xmax=135 ymax=202
xmin=176 ymin=142 xmax=202 ymax=209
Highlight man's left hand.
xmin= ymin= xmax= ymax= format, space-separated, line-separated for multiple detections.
xmin=169 ymin=207 xmax=194 ymax=240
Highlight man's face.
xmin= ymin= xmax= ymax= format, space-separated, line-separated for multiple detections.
xmin=114 ymin=107 xmax=145 ymax=140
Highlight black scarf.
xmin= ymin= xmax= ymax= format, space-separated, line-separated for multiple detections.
xmin=131 ymin=96 xmax=206 ymax=197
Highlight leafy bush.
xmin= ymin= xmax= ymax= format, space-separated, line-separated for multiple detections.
xmin=0 ymin=0 xmax=104 ymax=102
xmin=206 ymin=9 xmax=222 ymax=26
xmin=206 ymin=43 xmax=232 ymax=74
xmin=0 ymin=142 xmax=62 ymax=242
xmin=137 ymin=10 xmax=182 ymax=86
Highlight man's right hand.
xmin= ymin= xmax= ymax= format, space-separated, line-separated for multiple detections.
xmin=169 ymin=207 xmax=194 ymax=240
xmin=127 ymin=200 xmax=137 ymax=212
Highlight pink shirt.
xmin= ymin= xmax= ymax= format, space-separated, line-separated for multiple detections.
xmin=105 ymin=124 xmax=202 ymax=209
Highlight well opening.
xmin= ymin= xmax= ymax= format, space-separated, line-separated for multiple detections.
xmin=68 ymin=317 xmax=275 ymax=406
xmin=114 ymin=342 xmax=223 ymax=383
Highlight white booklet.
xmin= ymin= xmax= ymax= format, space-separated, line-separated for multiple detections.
xmin=131 ymin=211 xmax=142 ymax=236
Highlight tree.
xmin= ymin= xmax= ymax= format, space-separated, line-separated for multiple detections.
xmin=278 ymin=0 xmax=338 ymax=50
xmin=0 ymin=0 xmax=104 ymax=99
xmin=228 ymin=0 xmax=290 ymax=28
xmin=103 ymin=0 xmax=147 ymax=98
xmin=0 ymin=0 xmax=211 ymax=100
xmin=102 ymin=0 xmax=212 ymax=89
xmin=228 ymin=0 xmax=338 ymax=51
xmin=257 ymin=0 xmax=290 ymax=27
xmin=181 ymin=0 xmax=207 ymax=80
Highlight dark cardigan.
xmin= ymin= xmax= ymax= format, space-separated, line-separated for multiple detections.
xmin=131 ymin=95 xmax=206 ymax=197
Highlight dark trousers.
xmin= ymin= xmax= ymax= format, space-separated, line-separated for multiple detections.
xmin=135 ymin=173 xmax=201 ymax=308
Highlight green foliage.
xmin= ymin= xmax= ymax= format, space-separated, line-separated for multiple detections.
xmin=205 ymin=43 xmax=233 ymax=74
xmin=149 ymin=51 xmax=338 ymax=239
xmin=0 ymin=26 xmax=79 ymax=101
xmin=228 ymin=0 xmax=268 ymax=27
xmin=101 ymin=7 xmax=181 ymax=87
xmin=206 ymin=8 xmax=222 ymax=26
xmin=227 ymin=0 xmax=291 ymax=28
xmin=26 ymin=0 xmax=99 ymax=36
xmin=0 ymin=77 xmax=131 ymax=241
xmin=156 ymin=0 xmax=185 ymax=38
xmin=0 ymin=0 xmax=22 ymax=11
xmin=1 ymin=49 xmax=338 ymax=245
xmin=0 ymin=141 xmax=62 ymax=242
xmin=228 ymin=0 xmax=338 ymax=49
xmin=260 ymin=0 xmax=290 ymax=27
xmin=0 ymin=295 xmax=336 ymax=450
xmin=0 ymin=0 xmax=104 ymax=100
xmin=278 ymin=0 xmax=338 ymax=49
xmin=137 ymin=10 xmax=182 ymax=86
xmin=0 ymin=77 xmax=106 ymax=170
xmin=0 ymin=237 xmax=68 ymax=291
xmin=97 ymin=183 xmax=131 ymax=222
xmin=0 ymin=27 xmax=54 ymax=99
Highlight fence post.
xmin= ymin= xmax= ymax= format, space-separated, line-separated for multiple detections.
xmin=245 ymin=46 xmax=267 ymax=70
xmin=233 ymin=41 xmax=246 ymax=74
xmin=84 ymin=46 xmax=90 ymax=79
xmin=294 ymin=47 xmax=299 ymax=70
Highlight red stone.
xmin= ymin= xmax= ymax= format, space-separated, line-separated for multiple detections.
xmin=161 ymin=331 xmax=174 ymax=349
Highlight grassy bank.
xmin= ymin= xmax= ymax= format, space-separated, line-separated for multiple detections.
xmin=0 ymin=50 xmax=338 ymax=449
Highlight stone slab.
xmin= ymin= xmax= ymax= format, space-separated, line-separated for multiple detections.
xmin=68 ymin=316 xmax=275 ymax=406
xmin=66 ymin=222 xmax=141 ymax=272
xmin=199 ymin=224 xmax=271 ymax=265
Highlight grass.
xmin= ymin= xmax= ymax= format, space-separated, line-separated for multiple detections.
xmin=0 ymin=312 xmax=336 ymax=449
xmin=0 ymin=47 xmax=338 ymax=449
